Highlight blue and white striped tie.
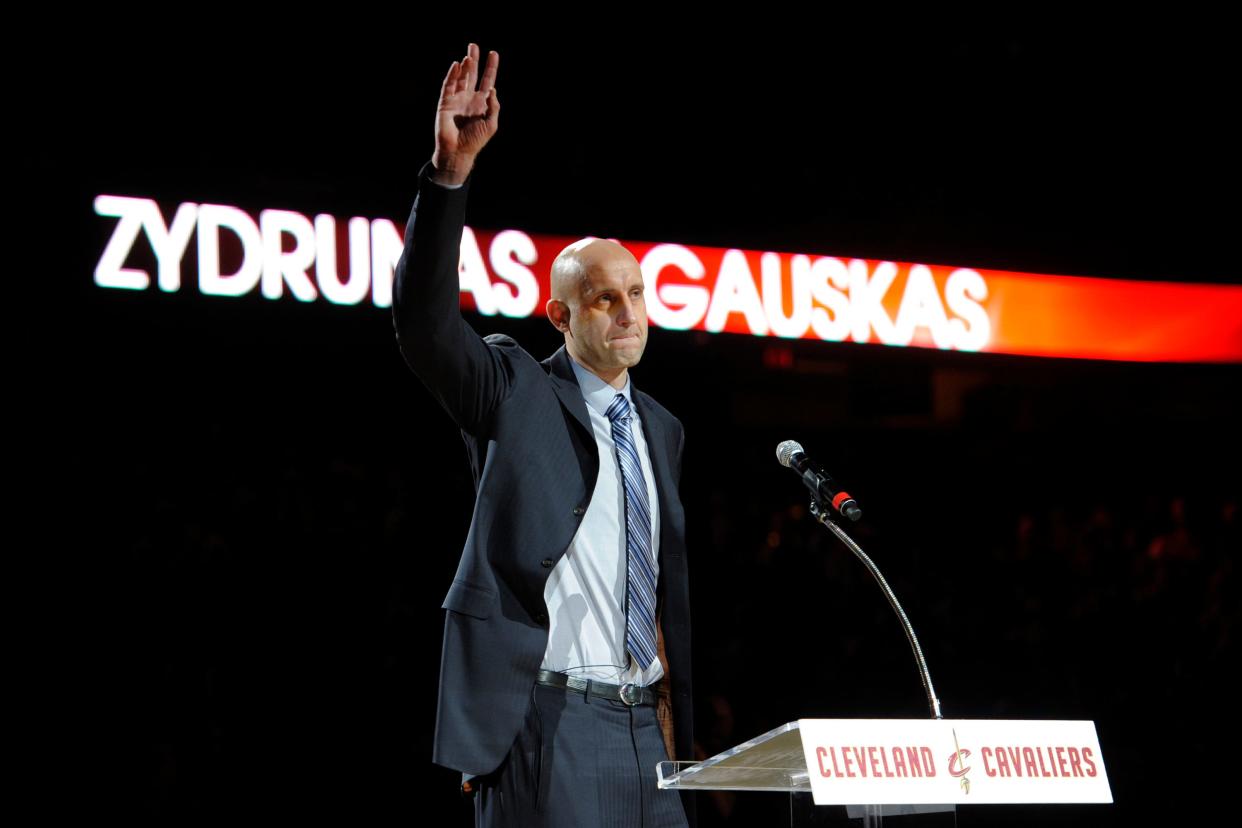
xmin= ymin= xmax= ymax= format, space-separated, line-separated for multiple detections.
xmin=606 ymin=393 xmax=658 ymax=672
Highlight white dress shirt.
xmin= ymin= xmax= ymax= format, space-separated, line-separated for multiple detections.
xmin=539 ymin=354 xmax=664 ymax=686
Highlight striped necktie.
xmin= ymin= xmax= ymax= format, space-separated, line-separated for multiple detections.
xmin=606 ymin=393 xmax=658 ymax=672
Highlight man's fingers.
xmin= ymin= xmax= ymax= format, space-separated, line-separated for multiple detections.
xmin=440 ymin=45 xmax=498 ymax=129
xmin=479 ymin=50 xmax=500 ymax=94
xmin=439 ymin=60 xmax=461 ymax=105
xmin=464 ymin=42 xmax=480 ymax=93
xmin=486 ymin=86 xmax=500 ymax=124
xmin=454 ymin=54 xmax=472 ymax=97
xmin=478 ymin=86 xmax=500 ymax=131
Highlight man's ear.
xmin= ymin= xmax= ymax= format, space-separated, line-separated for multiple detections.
xmin=545 ymin=298 xmax=571 ymax=333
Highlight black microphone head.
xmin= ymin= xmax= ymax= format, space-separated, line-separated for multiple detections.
xmin=776 ymin=440 xmax=804 ymax=468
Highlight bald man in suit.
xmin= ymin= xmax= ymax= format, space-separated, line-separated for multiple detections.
xmin=392 ymin=43 xmax=694 ymax=827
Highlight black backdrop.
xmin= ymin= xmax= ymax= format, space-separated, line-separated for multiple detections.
xmin=57 ymin=17 xmax=1239 ymax=826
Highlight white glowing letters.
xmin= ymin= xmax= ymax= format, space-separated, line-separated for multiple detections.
xmin=93 ymin=195 xmax=540 ymax=316
xmin=642 ymin=245 xmax=991 ymax=351
xmin=94 ymin=195 xmax=992 ymax=351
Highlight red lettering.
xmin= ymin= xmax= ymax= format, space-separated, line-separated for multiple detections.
xmin=995 ymin=747 xmax=1012 ymax=777
xmin=906 ymin=747 xmax=923 ymax=777
xmin=1036 ymin=746 xmax=1050 ymax=777
xmin=842 ymin=746 xmax=857 ymax=778
xmin=1056 ymin=747 xmax=1069 ymax=777
xmin=1082 ymin=747 xmax=1098 ymax=777
xmin=817 ymin=746 xmax=831 ymax=777
xmin=880 ymin=746 xmax=893 ymax=777
xmin=830 ymin=746 xmax=843 ymax=777
xmin=868 ymin=746 xmax=882 ymax=777
xmin=1006 ymin=747 xmax=1022 ymax=776
xmin=892 ymin=747 xmax=908 ymax=777
xmin=1067 ymin=747 xmax=1084 ymax=778
xmin=920 ymin=746 xmax=937 ymax=777
xmin=982 ymin=747 xmax=996 ymax=777
xmin=1023 ymin=747 xmax=1039 ymax=777
xmin=852 ymin=747 xmax=869 ymax=777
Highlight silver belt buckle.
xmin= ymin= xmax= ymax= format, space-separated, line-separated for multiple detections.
xmin=618 ymin=682 xmax=642 ymax=706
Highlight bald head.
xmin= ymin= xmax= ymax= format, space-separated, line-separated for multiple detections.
xmin=545 ymin=237 xmax=649 ymax=388
xmin=549 ymin=238 xmax=641 ymax=303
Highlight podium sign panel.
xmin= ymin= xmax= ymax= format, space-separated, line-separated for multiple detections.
xmin=798 ymin=719 xmax=1112 ymax=805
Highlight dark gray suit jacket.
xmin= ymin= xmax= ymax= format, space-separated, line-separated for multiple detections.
xmin=392 ymin=162 xmax=694 ymax=787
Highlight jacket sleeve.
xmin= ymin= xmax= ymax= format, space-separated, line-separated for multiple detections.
xmin=673 ymin=418 xmax=685 ymax=489
xmin=392 ymin=161 xmax=514 ymax=435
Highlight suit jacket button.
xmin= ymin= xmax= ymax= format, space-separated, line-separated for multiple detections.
xmin=572 ymin=506 xmax=585 ymax=516
xmin=541 ymin=558 xmax=554 ymax=568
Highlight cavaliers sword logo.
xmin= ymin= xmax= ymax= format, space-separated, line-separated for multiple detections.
xmin=948 ymin=729 xmax=971 ymax=795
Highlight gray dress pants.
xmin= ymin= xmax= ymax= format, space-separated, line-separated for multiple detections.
xmin=474 ymin=682 xmax=689 ymax=828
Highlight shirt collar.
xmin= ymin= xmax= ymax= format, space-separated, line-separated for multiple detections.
xmin=567 ymin=353 xmax=637 ymax=419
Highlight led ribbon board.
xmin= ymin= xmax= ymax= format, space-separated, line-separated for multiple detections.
xmin=95 ymin=195 xmax=1242 ymax=363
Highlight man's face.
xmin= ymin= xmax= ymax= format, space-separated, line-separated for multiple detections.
xmin=566 ymin=248 xmax=648 ymax=383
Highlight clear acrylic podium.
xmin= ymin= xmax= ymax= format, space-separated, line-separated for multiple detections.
xmin=657 ymin=722 xmax=956 ymax=826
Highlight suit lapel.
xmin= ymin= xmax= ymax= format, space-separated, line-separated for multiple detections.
xmin=633 ymin=390 xmax=676 ymax=546
xmin=543 ymin=346 xmax=594 ymax=438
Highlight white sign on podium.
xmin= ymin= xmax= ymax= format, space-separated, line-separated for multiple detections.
xmin=658 ymin=719 xmax=1111 ymax=809
xmin=798 ymin=719 xmax=1111 ymax=805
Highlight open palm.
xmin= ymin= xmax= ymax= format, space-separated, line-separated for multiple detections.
xmin=433 ymin=43 xmax=500 ymax=173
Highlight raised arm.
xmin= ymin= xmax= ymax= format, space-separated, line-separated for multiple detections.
xmin=393 ymin=44 xmax=512 ymax=434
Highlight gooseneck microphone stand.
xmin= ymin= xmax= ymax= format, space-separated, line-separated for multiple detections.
xmin=807 ymin=500 xmax=942 ymax=720
xmin=778 ymin=440 xmax=943 ymax=720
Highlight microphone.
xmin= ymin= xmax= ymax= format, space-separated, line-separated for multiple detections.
xmin=776 ymin=440 xmax=862 ymax=521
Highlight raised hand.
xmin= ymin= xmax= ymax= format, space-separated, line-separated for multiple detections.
xmin=431 ymin=43 xmax=500 ymax=186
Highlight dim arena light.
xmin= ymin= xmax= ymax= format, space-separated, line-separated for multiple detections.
xmin=95 ymin=195 xmax=1242 ymax=363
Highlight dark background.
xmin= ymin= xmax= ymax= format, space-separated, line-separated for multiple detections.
xmin=56 ymin=16 xmax=1238 ymax=826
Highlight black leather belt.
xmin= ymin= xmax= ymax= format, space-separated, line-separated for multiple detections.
xmin=536 ymin=669 xmax=656 ymax=706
